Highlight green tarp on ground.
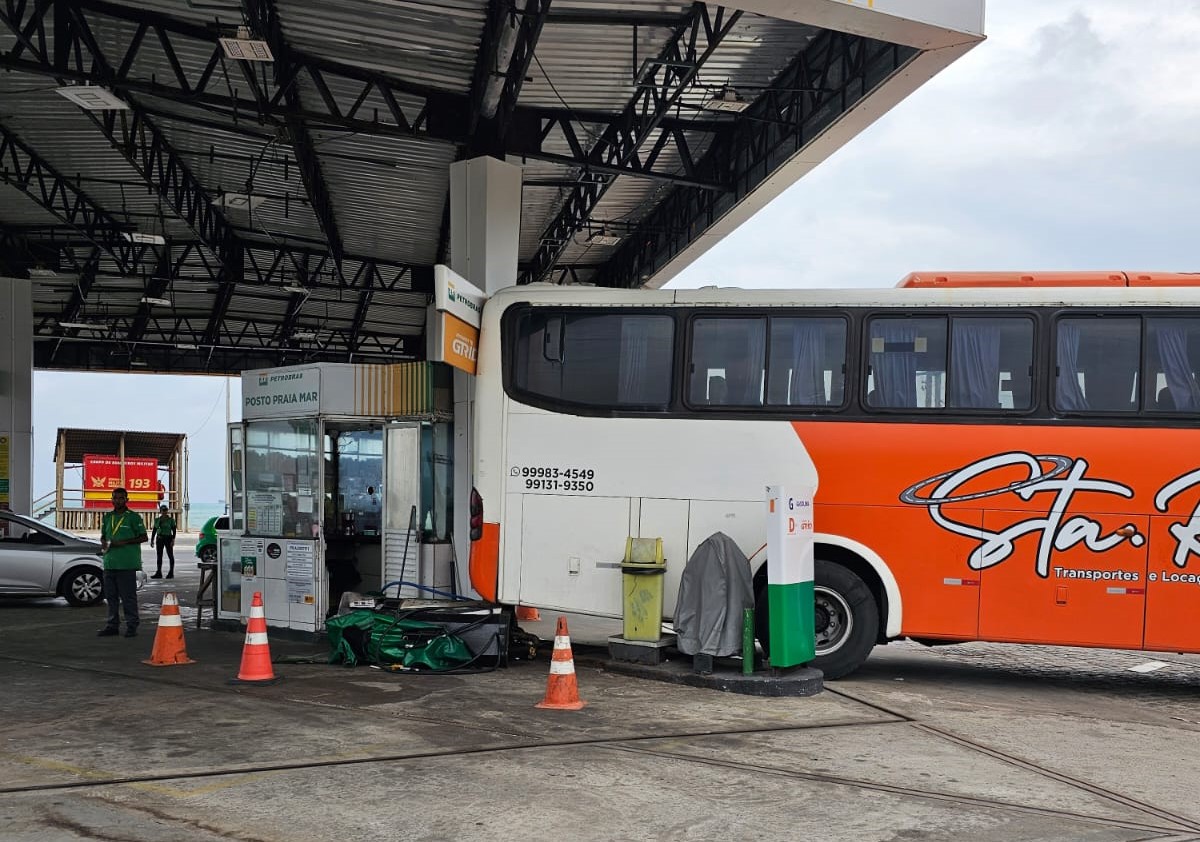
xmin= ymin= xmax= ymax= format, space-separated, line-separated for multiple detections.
xmin=327 ymin=610 xmax=473 ymax=670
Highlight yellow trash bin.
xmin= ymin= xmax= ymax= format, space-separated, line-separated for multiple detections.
xmin=621 ymin=537 xmax=666 ymax=642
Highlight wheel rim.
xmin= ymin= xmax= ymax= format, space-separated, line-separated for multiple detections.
xmin=814 ymin=586 xmax=853 ymax=656
xmin=200 ymin=547 xmax=216 ymax=563
xmin=72 ymin=571 xmax=103 ymax=603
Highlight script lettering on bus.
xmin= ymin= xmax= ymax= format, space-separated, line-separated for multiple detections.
xmin=1154 ymin=468 xmax=1200 ymax=569
xmin=900 ymin=452 xmax=1146 ymax=578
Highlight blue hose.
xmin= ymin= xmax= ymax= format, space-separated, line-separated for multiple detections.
xmin=381 ymin=580 xmax=471 ymax=601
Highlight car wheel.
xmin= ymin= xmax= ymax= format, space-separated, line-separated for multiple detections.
xmin=62 ymin=568 xmax=104 ymax=607
xmin=754 ymin=559 xmax=879 ymax=680
xmin=199 ymin=546 xmax=217 ymax=564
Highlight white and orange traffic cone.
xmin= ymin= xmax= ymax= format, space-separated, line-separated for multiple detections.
xmin=232 ymin=592 xmax=280 ymax=684
xmin=142 ymin=592 xmax=195 ymax=666
xmin=535 ymin=616 xmax=586 ymax=710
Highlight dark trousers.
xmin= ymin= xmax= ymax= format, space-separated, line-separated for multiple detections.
xmin=103 ymin=569 xmax=140 ymax=631
xmin=155 ymin=539 xmax=176 ymax=573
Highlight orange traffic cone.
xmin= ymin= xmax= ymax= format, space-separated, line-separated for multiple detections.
xmin=142 ymin=592 xmax=195 ymax=666
xmin=516 ymin=605 xmax=541 ymax=621
xmin=535 ymin=616 xmax=586 ymax=710
xmin=232 ymin=592 xmax=280 ymax=684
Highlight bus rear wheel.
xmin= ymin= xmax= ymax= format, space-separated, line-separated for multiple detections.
xmin=754 ymin=559 xmax=879 ymax=680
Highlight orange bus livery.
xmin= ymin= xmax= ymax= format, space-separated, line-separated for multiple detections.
xmin=469 ymin=272 xmax=1200 ymax=677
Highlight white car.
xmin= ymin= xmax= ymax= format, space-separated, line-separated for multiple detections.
xmin=0 ymin=512 xmax=145 ymax=606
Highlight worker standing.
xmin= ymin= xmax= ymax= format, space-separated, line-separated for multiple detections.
xmin=98 ymin=487 xmax=148 ymax=637
xmin=151 ymin=504 xmax=177 ymax=579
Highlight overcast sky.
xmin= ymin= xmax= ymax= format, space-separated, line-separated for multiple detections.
xmin=30 ymin=0 xmax=1199 ymax=506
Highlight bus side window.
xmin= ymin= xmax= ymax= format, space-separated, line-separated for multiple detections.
xmin=1056 ymin=317 xmax=1139 ymax=413
xmin=513 ymin=309 xmax=674 ymax=409
xmin=689 ymin=318 xmax=766 ymax=407
xmin=866 ymin=317 xmax=946 ymax=409
xmin=950 ymin=317 xmax=1034 ymax=410
xmin=766 ymin=317 xmax=847 ymax=407
xmin=1145 ymin=317 xmax=1200 ymax=412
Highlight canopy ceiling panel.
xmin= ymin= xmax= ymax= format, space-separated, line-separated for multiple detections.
xmin=0 ymin=0 xmax=983 ymax=373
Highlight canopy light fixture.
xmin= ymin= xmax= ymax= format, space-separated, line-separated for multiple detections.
xmin=175 ymin=343 xmax=199 ymax=350
xmin=220 ymin=28 xmax=274 ymax=62
xmin=212 ymin=192 xmax=267 ymax=211
xmin=282 ymin=285 xmax=309 ymax=295
xmin=292 ymin=330 xmax=317 ymax=341
xmin=588 ymin=231 xmax=622 ymax=247
xmin=702 ymin=86 xmax=750 ymax=113
xmin=140 ymin=296 xmax=172 ymax=307
xmin=56 ymin=85 xmax=129 ymax=110
xmin=59 ymin=321 xmax=107 ymax=331
xmin=129 ymin=358 xmax=149 ymax=368
xmin=28 ymin=267 xmax=58 ymax=278
xmin=122 ymin=232 xmax=167 ymax=245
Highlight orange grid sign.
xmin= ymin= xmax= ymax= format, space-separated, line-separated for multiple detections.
xmin=83 ymin=455 xmax=160 ymax=510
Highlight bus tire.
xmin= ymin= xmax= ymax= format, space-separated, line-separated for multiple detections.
xmin=754 ymin=559 xmax=879 ymax=680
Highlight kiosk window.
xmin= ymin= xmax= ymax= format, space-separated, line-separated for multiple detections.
xmin=245 ymin=419 xmax=320 ymax=538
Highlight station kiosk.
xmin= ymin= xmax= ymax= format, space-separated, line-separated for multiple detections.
xmin=216 ymin=361 xmax=455 ymax=633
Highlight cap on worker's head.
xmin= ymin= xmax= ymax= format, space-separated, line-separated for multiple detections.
xmin=160 ymin=504 xmax=168 ymax=511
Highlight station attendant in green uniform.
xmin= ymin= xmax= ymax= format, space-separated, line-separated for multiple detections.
xmin=151 ymin=504 xmax=177 ymax=579
xmin=98 ymin=487 xmax=148 ymax=638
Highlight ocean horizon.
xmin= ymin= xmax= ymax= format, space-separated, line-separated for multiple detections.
xmin=184 ymin=502 xmax=227 ymax=530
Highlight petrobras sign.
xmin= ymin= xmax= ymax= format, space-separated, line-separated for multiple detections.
xmin=766 ymin=485 xmax=815 ymax=587
xmin=433 ymin=264 xmax=485 ymax=329
xmin=242 ymin=366 xmax=320 ymax=418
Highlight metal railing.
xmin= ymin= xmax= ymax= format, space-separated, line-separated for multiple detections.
xmin=46 ymin=488 xmax=185 ymax=533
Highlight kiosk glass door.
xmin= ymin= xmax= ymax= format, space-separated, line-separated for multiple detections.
xmin=383 ymin=424 xmax=421 ymax=596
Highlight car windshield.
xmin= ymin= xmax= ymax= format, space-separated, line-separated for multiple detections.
xmin=2 ymin=514 xmax=91 ymax=543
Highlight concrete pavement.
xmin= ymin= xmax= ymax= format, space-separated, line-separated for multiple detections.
xmin=1 ymin=556 xmax=1198 ymax=841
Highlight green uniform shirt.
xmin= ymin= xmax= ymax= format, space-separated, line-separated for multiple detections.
xmin=153 ymin=515 xmax=177 ymax=539
xmin=101 ymin=510 xmax=147 ymax=571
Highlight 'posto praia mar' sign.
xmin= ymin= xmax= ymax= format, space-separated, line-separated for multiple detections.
xmin=242 ymin=367 xmax=320 ymax=419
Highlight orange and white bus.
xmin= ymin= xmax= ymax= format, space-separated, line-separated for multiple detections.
xmin=468 ymin=271 xmax=1200 ymax=678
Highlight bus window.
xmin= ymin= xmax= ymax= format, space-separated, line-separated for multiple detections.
xmin=866 ymin=317 xmax=946 ymax=409
xmin=950 ymin=317 xmax=1034 ymax=410
xmin=1055 ymin=317 xmax=1139 ymax=413
xmin=689 ymin=317 xmax=766 ymax=406
xmin=513 ymin=310 xmax=674 ymax=409
xmin=766 ymin=317 xmax=847 ymax=407
xmin=1145 ymin=317 xmax=1200 ymax=412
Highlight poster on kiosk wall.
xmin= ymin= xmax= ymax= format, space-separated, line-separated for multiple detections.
xmin=239 ymin=538 xmax=318 ymax=630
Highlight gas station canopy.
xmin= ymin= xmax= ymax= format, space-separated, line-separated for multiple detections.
xmin=0 ymin=0 xmax=983 ymax=374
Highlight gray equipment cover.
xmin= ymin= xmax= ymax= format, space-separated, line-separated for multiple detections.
xmin=674 ymin=532 xmax=754 ymax=657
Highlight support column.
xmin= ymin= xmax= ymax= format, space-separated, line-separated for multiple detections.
xmin=55 ymin=430 xmax=65 ymax=526
xmin=0 ymin=278 xmax=34 ymax=514
xmin=449 ymin=156 xmax=522 ymax=296
xmin=448 ymin=156 xmax=522 ymax=595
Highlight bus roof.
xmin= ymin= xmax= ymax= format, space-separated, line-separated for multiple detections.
xmin=485 ymin=282 xmax=1200 ymax=311
xmin=897 ymin=271 xmax=1200 ymax=288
